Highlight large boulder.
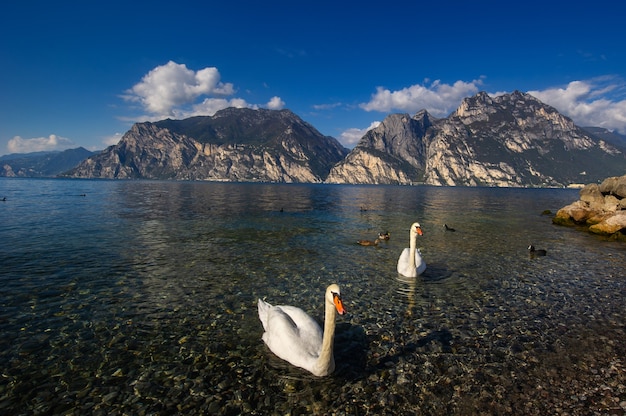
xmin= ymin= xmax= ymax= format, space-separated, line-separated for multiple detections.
xmin=553 ymin=174 xmax=626 ymax=240
xmin=589 ymin=212 xmax=626 ymax=235
xmin=579 ymin=184 xmax=605 ymax=211
xmin=553 ymin=200 xmax=595 ymax=225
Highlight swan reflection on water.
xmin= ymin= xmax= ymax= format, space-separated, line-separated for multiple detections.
xmin=394 ymin=264 xmax=456 ymax=317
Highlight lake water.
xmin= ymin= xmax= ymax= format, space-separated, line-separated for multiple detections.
xmin=0 ymin=178 xmax=624 ymax=415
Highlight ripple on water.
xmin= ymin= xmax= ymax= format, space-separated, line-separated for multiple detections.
xmin=1 ymin=180 xmax=625 ymax=414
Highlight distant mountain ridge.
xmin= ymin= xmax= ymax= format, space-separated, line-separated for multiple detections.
xmin=326 ymin=91 xmax=626 ymax=186
xmin=18 ymin=91 xmax=626 ymax=186
xmin=64 ymin=108 xmax=348 ymax=182
xmin=1 ymin=147 xmax=95 ymax=177
xmin=582 ymin=126 xmax=626 ymax=152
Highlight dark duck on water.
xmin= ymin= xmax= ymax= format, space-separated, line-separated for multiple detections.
xmin=528 ymin=245 xmax=547 ymax=257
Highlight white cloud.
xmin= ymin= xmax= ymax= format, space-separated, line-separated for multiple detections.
xmin=7 ymin=134 xmax=74 ymax=154
xmin=182 ymin=98 xmax=257 ymax=119
xmin=529 ymin=77 xmax=626 ymax=134
xmin=339 ymin=121 xmax=381 ymax=147
xmin=122 ymin=61 xmax=283 ymax=119
xmin=340 ymin=78 xmax=484 ymax=148
xmin=267 ymin=96 xmax=285 ymax=110
xmin=352 ymin=76 xmax=626 ymax=146
xmin=360 ymin=79 xmax=484 ymax=117
xmin=123 ymin=61 xmax=234 ymax=117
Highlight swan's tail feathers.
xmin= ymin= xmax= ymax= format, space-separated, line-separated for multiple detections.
xmin=257 ymin=299 xmax=272 ymax=331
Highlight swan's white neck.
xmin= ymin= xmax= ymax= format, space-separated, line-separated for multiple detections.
xmin=408 ymin=230 xmax=417 ymax=271
xmin=313 ymin=298 xmax=337 ymax=376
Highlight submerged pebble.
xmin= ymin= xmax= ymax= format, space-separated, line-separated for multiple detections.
xmin=1 ymin=181 xmax=625 ymax=414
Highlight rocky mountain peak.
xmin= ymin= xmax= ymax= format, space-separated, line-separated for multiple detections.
xmin=326 ymin=91 xmax=626 ymax=187
xmin=61 ymin=93 xmax=626 ymax=187
xmin=64 ymin=107 xmax=348 ymax=182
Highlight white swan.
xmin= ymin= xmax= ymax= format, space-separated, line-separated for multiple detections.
xmin=397 ymin=222 xmax=427 ymax=277
xmin=257 ymin=283 xmax=346 ymax=377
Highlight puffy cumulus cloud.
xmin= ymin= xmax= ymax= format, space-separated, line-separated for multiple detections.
xmin=7 ymin=134 xmax=74 ymax=154
xmin=123 ymin=61 xmax=235 ymax=117
xmin=339 ymin=121 xmax=381 ymax=148
xmin=360 ymin=79 xmax=483 ymax=117
xmin=529 ymin=77 xmax=626 ymax=134
xmin=122 ymin=61 xmax=285 ymax=119
xmin=267 ymin=96 xmax=285 ymax=110
xmin=356 ymin=76 xmax=626 ymax=138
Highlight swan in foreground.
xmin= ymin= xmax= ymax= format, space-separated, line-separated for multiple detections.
xmin=397 ymin=222 xmax=427 ymax=277
xmin=257 ymin=284 xmax=346 ymax=377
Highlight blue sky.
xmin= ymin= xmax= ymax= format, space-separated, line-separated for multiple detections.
xmin=2 ymin=1 xmax=625 ymax=156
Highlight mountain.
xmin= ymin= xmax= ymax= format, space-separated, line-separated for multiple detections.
xmin=1 ymin=147 xmax=95 ymax=177
xmin=61 ymin=93 xmax=626 ymax=186
xmin=582 ymin=126 xmax=626 ymax=152
xmin=326 ymin=91 xmax=626 ymax=186
xmin=63 ymin=108 xmax=348 ymax=182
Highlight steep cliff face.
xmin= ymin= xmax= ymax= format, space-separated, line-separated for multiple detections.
xmin=64 ymin=93 xmax=626 ymax=186
xmin=64 ymin=108 xmax=348 ymax=182
xmin=326 ymin=111 xmax=433 ymax=184
xmin=326 ymin=91 xmax=626 ymax=186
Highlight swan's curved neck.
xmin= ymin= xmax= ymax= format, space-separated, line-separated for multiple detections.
xmin=409 ymin=230 xmax=417 ymax=269
xmin=314 ymin=299 xmax=337 ymax=376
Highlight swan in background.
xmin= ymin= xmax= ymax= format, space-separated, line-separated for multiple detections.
xmin=397 ymin=222 xmax=427 ymax=277
xmin=257 ymin=283 xmax=346 ymax=377
xmin=444 ymin=224 xmax=456 ymax=232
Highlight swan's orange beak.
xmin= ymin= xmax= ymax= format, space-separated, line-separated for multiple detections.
xmin=333 ymin=293 xmax=346 ymax=315
xmin=416 ymin=227 xmax=423 ymax=236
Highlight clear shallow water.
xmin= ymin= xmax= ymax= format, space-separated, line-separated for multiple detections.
xmin=0 ymin=178 xmax=624 ymax=415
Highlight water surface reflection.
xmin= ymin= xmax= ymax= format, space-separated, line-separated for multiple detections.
xmin=0 ymin=179 xmax=624 ymax=414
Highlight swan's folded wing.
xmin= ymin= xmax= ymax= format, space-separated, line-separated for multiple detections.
xmin=263 ymin=305 xmax=323 ymax=359
xmin=272 ymin=305 xmax=323 ymax=340
xmin=415 ymin=251 xmax=427 ymax=275
xmin=397 ymin=247 xmax=410 ymax=275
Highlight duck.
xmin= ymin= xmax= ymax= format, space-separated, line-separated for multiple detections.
xmin=257 ymin=283 xmax=346 ymax=377
xmin=444 ymin=224 xmax=456 ymax=232
xmin=378 ymin=231 xmax=391 ymax=240
xmin=357 ymin=238 xmax=380 ymax=246
xmin=528 ymin=245 xmax=547 ymax=257
xmin=397 ymin=222 xmax=427 ymax=277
